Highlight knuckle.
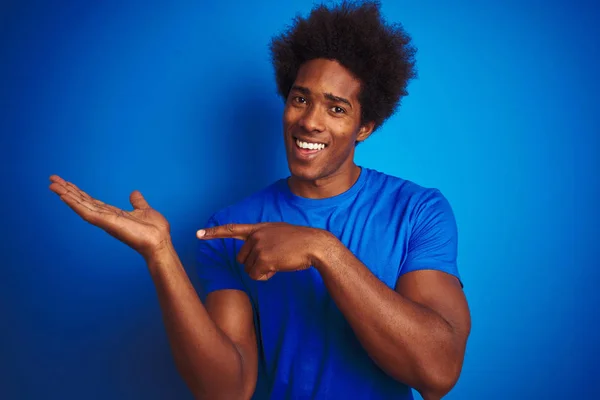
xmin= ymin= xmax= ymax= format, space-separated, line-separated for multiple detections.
xmin=225 ymin=224 xmax=236 ymax=233
xmin=251 ymin=269 xmax=263 ymax=280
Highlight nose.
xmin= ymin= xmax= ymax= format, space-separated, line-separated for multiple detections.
xmin=298 ymin=104 xmax=325 ymax=133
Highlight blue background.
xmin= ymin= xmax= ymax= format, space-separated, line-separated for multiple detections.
xmin=2 ymin=1 xmax=598 ymax=399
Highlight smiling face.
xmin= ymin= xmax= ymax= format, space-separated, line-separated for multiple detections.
xmin=283 ymin=58 xmax=374 ymax=197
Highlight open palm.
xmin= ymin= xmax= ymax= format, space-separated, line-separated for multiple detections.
xmin=49 ymin=175 xmax=171 ymax=260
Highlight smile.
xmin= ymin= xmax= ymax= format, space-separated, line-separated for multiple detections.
xmin=294 ymin=137 xmax=327 ymax=151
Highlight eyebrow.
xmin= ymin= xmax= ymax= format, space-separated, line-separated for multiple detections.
xmin=290 ymin=85 xmax=353 ymax=109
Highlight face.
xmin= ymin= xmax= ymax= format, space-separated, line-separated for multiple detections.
xmin=282 ymin=58 xmax=374 ymax=184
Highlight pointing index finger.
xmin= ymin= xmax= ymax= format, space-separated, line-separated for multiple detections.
xmin=197 ymin=223 xmax=257 ymax=240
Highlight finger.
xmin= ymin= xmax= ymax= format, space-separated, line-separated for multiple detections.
xmin=248 ymin=260 xmax=275 ymax=281
xmin=61 ymin=191 xmax=133 ymax=233
xmin=129 ymin=190 xmax=150 ymax=210
xmin=59 ymin=191 xmax=100 ymax=222
xmin=241 ymin=245 xmax=258 ymax=275
xmin=94 ymin=199 xmax=125 ymax=214
xmin=49 ymin=176 xmax=127 ymax=214
xmin=49 ymin=181 xmax=69 ymax=196
xmin=256 ymin=271 xmax=276 ymax=281
xmin=54 ymin=183 xmax=120 ymax=217
xmin=52 ymin=187 xmax=93 ymax=211
xmin=48 ymin=176 xmax=93 ymax=202
xmin=243 ymin=248 xmax=260 ymax=276
xmin=65 ymin=181 xmax=93 ymax=201
xmin=236 ymin=238 xmax=255 ymax=265
xmin=197 ymin=223 xmax=258 ymax=240
xmin=49 ymin=175 xmax=66 ymax=184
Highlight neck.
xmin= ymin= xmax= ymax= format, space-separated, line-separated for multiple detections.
xmin=288 ymin=163 xmax=362 ymax=199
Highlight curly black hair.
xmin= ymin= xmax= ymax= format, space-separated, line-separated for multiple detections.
xmin=270 ymin=1 xmax=417 ymax=132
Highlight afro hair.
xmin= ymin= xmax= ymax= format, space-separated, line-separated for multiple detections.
xmin=270 ymin=1 xmax=417 ymax=132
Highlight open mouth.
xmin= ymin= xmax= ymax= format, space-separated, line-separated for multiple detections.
xmin=294 ymin=137 xmax=328 ymax=153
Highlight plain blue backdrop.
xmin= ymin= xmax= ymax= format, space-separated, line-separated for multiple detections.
xmin=2 ymin=1 xmax=598 ymax=399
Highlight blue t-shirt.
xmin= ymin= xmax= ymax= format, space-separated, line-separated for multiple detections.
xmin=196 ymin=167 xmax=460 ymax=399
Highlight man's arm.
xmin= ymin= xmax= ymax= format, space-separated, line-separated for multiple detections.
xmin=315 ymin=238 xmax=470 ymax=400
xmin=197 ymin=192 xmax=468 ymax=400
xmin=48 ymin=176 xmax=258 ymax=399
xmin=148 ymin=241 xmax=257 ymax=400
xmin=50 ymin=175 xmax=257 ymax=399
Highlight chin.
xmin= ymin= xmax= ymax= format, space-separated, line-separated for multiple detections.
xmin=287 ymin=161 xmax=322 ymax=181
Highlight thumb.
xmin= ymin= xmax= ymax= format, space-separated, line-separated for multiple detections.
xmin=130 ymin=190 xmax=150 ymax=210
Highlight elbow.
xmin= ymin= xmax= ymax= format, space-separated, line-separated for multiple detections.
xmin=182 ymin=364 xmax=248 ymax=400
xmin=189 ymin=371 xmax=251 ymax=400
xmin=417 ymin=359 xmax=463 ymax=400
xmin=186 ymin=369 xmax=250 ymax=400
xmin=419 ymin=379 xmax=456 ymax=400
xmin=176 ymin=348 xmax=251 ymax=400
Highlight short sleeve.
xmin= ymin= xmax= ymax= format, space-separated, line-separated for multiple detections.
xmin=399 ymin=190 xmax=462 ymax=284
xmin=196 ymin=215 xmax=246 ymax=300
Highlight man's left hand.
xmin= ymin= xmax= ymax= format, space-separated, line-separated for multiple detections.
xmin=197 ymin=223 xmax=333 ymax=280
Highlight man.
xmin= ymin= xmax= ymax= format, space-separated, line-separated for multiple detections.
xmin=49 ymin=2 xmax=470 ymax=399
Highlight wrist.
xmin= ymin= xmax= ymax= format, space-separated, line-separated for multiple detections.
xmin=310 ymin=229 xmax=341 ymax=273
xmin=144 ymin=237 xmax=174 ymax=265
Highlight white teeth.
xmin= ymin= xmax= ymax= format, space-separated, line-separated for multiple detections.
xmin=295 ymin=139 xmax=326 ymax=151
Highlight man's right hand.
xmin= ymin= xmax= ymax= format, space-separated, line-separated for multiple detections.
xmin=49 ymin=175 xmax=258 ymax=399
xmin=49 ymin=175 xmax=171 ymax=261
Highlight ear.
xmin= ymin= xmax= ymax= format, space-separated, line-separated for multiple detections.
xmin=356 ymin=121 xmax=375 ymax=143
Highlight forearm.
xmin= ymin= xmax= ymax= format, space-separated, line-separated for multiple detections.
xmin=145 ymin=241 xmax=245 ymax=399
xmin=314 ymin=235 xmax=461 ymax=398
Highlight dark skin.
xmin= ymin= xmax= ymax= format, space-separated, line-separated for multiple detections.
xmin=49 ymin=58 xmax=470 ymax=400
xmin=282 ymin=58 xmax=373 ymax=198
xmin=197 ymin=59 xmax=470 ymax=399
xmin=48 ymin=177 xmax=257 ymax=399
xmin=198 ymin=223 xmax=469 ymax=399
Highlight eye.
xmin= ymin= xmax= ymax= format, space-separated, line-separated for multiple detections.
xmin=331 ymin=106 xmax=346 ymax=114
xmin=293 ymin=96 xmax=307 ymax=104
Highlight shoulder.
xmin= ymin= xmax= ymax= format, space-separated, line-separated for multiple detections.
xmin=362 ymin=167 xmax=449 ymax=210
xmin=361 ymin=168 xmax=456 ymax=241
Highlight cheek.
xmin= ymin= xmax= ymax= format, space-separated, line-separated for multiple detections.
xmin=282 ymin=105 xmax=298 ymax=125
xmin=330 ymin=124 xmax=359 ymax=149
